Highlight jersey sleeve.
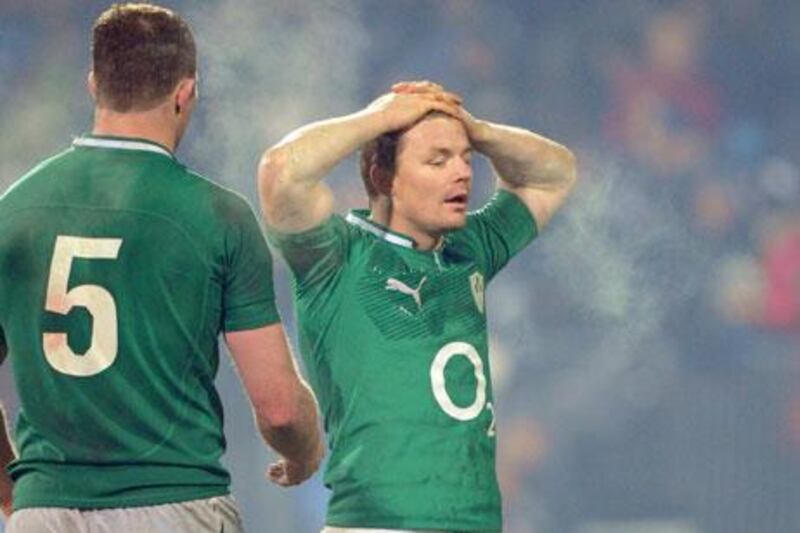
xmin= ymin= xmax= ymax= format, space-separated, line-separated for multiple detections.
xmin=266 ymin=215 xmax=349 ymax=291
xmin=221 ymin=199 xmax=281 ymax=331
xmin=465 ymin=189 xmax=538 ymax=281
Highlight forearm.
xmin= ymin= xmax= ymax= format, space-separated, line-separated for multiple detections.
xmin=470 ymin=119 xmax=576 ymax=191
xmin=262 ymin=109 xmax=387 ymax=189
xmin=226 ymin=326 xmax=324 ymax=471
xmin=258 ymin=109 xmax=388 ymax=231
xmin=258 ymin=380 xmax=323 ymax=465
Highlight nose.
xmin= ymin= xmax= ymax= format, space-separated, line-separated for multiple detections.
xmin=454 ymin=156 xmax=472 ymax=183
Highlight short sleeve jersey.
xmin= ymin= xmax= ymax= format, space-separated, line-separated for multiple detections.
xmin=269 ymin=190 xmax=537 ymax=531
xmin=0 ymin=135 xmax=280 ymax=510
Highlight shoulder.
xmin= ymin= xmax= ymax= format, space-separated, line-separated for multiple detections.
xmin=267 ymin=211 xmax=352 ymax=247
xmin=265 ymin=212 xmax=356 ymax=286
xmin=0 ymin=147 xmax=74 ymax=211
xmin=173 ymin=167 xmax=260 ymax=223
xmin=445 ymin=190 xmax=538 ymax=277
xmin=468 ymin=189 xmax=537 ymax=223
xmin=448 ymin=190 xmax=535 ymax=239
xmin=469 ymin=190 xmax=537 ymax=237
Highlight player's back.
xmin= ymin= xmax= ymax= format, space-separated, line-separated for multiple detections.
xmin=0 ymin=136 xmax=248 ymax=509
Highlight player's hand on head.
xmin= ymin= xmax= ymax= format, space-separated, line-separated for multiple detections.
xmin=392 ymin=79 xmax=443 ymax=92
xmin=391 ymin=80 xmax=462 ymax=105
xmin=455 ymin=106 xmax=489 ymax=145
xmin=367 ymin=84 xmax=462 ymax=132
xmin=389 ymin=80 xmax=485 ymax=141
xmin=391 ymin=80 xmax=457 ymax=98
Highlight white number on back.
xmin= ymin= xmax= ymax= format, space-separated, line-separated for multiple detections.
xmin=43 ymin=236 xmax=122 ymax=377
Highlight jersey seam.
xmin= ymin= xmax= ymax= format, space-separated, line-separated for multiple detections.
xmin=0 ymin=204 xmax=211 ymax=268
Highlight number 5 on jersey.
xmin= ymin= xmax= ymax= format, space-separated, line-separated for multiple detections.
xmin=43 ymin=235 xmax=123 ymax=377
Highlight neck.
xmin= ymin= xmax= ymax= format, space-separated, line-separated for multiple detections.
xmin=92 ymin=105 xmax=177 ymax=152
xmin=369 ymin=197 xmax=442 ymax=251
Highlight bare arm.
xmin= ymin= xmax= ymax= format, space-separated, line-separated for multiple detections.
xmin=0 ymin=340 xmax=14 ymax=518
xmin=466 ymin=116 xmax=577 ymax=228
xmin=257 ymin=87 xmax=462 ymax=233
xmin=224 ymin=324 xmax=324 ymax=486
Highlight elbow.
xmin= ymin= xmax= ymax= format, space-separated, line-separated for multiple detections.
xmin=252 ymin=386 xmax=308 ymax=432
xmin=255 ymin=400 xmax=298 ymax=432
xmin=558 ymin=146 xmax=578 ymax=191
xmin=257 ymin=407 xmax=301 ymax=433
xmin=257 ymin=145 xmax=292 ymax=207
xmin=257 ymin=146 xmax=298 ymax=227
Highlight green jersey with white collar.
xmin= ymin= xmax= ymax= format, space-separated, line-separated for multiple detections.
xmin=268 ymin=189 xmax=537 ymax=531
xmin=0 ymin=135 xmax=279 ymax=510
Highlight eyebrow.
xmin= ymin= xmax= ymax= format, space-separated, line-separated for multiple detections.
xmin=427 ymin=146 xmax=472 ymax=157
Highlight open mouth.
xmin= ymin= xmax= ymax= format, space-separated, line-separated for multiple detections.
xmin=444 ymin=193 xmax=469 ymax=206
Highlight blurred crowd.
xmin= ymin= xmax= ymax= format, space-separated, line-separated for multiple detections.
xmin=2 ymin=1 xmax=799 ymax=532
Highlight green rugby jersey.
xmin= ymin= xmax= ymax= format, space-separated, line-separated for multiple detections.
xmin=269 ymin=190 xmax=537 ymax=531
xmin=0 ymin=135 xmax=279 ymax=510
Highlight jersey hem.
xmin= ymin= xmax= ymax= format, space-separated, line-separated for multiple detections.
xmin=223 ymin=310 xmax=281 ymax=332
xmin=325 ymin=514 xmax=501 ymax=532
xmin=12 ymin=486 xmax=230 ymax=512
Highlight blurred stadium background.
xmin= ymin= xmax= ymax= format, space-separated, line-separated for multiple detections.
xmin=2 ymin=1 xmax=799 ymax=531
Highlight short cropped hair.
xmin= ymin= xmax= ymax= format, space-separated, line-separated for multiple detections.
xmin=359 ymin=129 xmax=404 ymax=200
xmin=92 ymin=3 xmax=196 ymax=112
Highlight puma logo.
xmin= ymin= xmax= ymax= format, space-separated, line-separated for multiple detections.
xmin=385 ymin=276 xmax=427 ymax=311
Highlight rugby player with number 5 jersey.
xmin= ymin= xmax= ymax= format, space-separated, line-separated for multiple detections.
xmin=0 ymin=4 xmax=323 ymax=532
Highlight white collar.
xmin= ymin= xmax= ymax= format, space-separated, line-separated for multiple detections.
xmin=73 ymin=136 xmax=173 ymax=159
xmin=345 ymin=211 xmax=415 ymax=248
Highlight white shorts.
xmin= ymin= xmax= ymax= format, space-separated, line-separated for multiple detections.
xmin=6 ymin=495 xmax=242 ymax=533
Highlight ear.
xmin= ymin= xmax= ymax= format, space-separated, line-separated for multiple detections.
xmin=87 ymin=70 xmax=97 ymax=100
xmin=369 ymin=163 xmax=393 ymax=197
xmin=173 ymin=78 xmax=197 ymax=115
